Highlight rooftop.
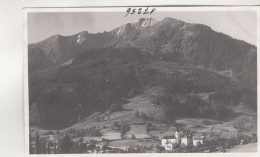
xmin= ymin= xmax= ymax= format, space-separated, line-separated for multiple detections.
xmin=162 ymin=135 xmax=176 ymax=139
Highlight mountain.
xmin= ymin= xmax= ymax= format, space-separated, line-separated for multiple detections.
xmin=28 ymin=17 xmax=257 ymax=129
xmin=29 ymin=17 xmax=256 ymax=75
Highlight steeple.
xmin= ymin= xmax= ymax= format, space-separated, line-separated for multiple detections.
xmin=175 ymin=130 xmax=179 ymax=139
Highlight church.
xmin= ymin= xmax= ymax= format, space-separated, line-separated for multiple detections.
xmin=161 ymin=131 xmax=204 ymax=150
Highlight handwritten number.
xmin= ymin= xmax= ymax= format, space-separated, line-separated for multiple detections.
xmin=125 ymin=8 xmax=131 ymax=17
xmin=125 ymin=7 xmax=156 ymax=16
xmin=143 ymin=7 xmax=149 ymax=14
xmin=150 ymin=8 xmax=156 ymax=14
xmin=138 ymin=8 xmax=142 ymax=14
xmin=131 ymin=9 xmax=136 ymax=14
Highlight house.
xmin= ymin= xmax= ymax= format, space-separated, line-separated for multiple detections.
xmin=175 ymin=130 xmax=184 ymax=144
xmin=193 ymin=136 xmax=204 ymax=146
xmin=49 ymin=135 xmax=55 ymax=142
xmin=161 ymin=135 xmax=177 ymax=150
xmin=161 ymin=131 xmax=185 ymax=150
xmin=181 ymin=134 xmax=193 ymax=146
xmin=47 ymin=135 xmax=58 ymax=154
xmin=164 ymin=143 xmax=174 ymax=151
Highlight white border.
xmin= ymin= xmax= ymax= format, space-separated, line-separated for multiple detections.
xmin=23 ymin=6 xmax=260 ymax=157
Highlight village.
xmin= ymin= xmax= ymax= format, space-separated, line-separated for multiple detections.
xmin=30 ymin=125 xmax=257 ymax=154
xmin=161 ymin=130 xmax=204 ymax=150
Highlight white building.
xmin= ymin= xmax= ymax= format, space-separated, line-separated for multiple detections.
xmin=164 ymin=143 xmax=174 ymax=151
xmin=180 ymin=135 xmax=193 ymax=146
xmin=162 ymin=136 xmax=178 ymax=150
xmin=161 ymin=131 xmax=204 ymax=150
xmin=192 ymin=136 xmax=204 ymax=146
xmin=161 ymin=131 xmax=184 ymax=150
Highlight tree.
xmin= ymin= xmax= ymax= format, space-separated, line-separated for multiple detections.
xmin=87 ymin=144 xmax=96 ymax=152
xmin=146 ymin=123 xmax=152 ymax=133
xmin=96 ymin=146 xmax=101 ymax=153
xmin=60 ymin=135 xmax=73 ymax=153
xmin=134 ymin=110 xmax=140 ymax=118
xmin=47 ymin=130 xmax=54 ymax=135
xmin=140 ymin=112 xmax=147 ymax=120
xmin=120 ymin=125 xmax=125 ymax=138
xmin=90 ymin=126 xmax=98 ymax=136
xmin=120 ymin=123 xmax=130 ymax=138
xmin=108 ymin=103 xmax=122 ymax=113
xmin=29 ymin=133 xmax=34 ymax=154
xmin=252 ymin=133 xmax=257 ymax=142
xmin=102 ymin=144 xmax=109 ymax=150
xmin=35 ymin=130 xmax=41 ymax=154
xmin=156 ymin=145 xmax=165 ymax=152
xmin=113 ymin=121 xmax=119 ymax=128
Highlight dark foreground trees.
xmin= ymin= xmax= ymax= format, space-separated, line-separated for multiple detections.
xmin=60 ymin=135 xmax=73 ymax=153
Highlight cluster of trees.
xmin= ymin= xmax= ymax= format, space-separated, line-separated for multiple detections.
xmin=152 ymin=70 xmax=257 ymax=121
xmin=203 ymin=134 xmax=257 ymax=153
xmin=60 ymin=135 xmax=73 ymax=153
xmin=108 ymin=103 xmax=123 ymax=113
xmin=241 ymin=88 xmax=257 ymax=110
xmin=155 ymin=94 xmax=233 ymax=120
xmin=30 ymin=131 xmax=60 ymax=154
xmin=120 ymin=123 xmax=131 ymax=138
xmin=134 ymin=110 xmax=150 ymax=120
xmin=146 ymin=123 xmax=153 ymax=133
xmin=65 ymin=127 xmax=100 ymax=138
xmin=60 ymin=135 xmax=98 ymax=154
xmin=112 ymin=121 xmax=131 ymax=138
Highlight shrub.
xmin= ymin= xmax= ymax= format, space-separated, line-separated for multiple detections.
xmin=146 ymin=123 xmax=152 ymax=132
xmin=108 ymin=103 xmax=122 ymax=113
xmin=156 ymin=145 xmax=165 ymax=152
xmin=134 ymin=110 xmax=140 ymax=118
xmin=60 ymin=135 xmax=73 ymax=153
xmin=140 ymin=112 xmax=148 ymax=120
xmin=102 ymin=144 xmax=109 ymax=150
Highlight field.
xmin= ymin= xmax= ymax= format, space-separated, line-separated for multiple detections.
xmin=227 ymin=143 xmax=257 ymax=152
xmin=109 ymin=139 xmax=159 ymax=149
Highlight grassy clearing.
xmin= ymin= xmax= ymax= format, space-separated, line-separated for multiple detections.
xmin=109 ymin=139 xmax=159 ymax=148
xmin=175 ymin=118 xmax=239 ymax=139
xmin=227 ymin=143 xmax=257 ymax=152
xmin=127 ymin=125 xmax=150 ymax=139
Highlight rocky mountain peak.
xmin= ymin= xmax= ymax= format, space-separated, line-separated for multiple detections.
xmin=112 ymin=17 xmax=158 ymax=36
xmin=132 ymin=16 xmax=158 ymax=29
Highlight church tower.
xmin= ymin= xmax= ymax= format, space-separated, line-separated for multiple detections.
xmin=175 ymin=131 xmax=179 ymax=139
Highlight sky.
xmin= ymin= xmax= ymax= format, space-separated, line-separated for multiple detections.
xmin=28 ymin=11 xmax=257 ymax=45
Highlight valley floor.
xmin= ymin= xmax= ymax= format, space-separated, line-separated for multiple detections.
xmin=226 ymin=143 xmax=257 ymax=152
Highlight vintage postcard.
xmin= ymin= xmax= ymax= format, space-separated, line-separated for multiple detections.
xmin=23 ymin=7 xmax=259 ymax=156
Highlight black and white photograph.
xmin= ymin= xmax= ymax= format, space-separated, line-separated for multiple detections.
xmin=24 ymin=7 xmax=258 ymax=154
